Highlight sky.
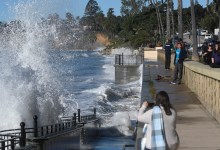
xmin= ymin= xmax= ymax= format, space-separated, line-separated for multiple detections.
xmin=0 ymin=0 xmax=214 ymax=22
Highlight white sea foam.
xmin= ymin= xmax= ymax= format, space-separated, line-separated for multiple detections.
xmin=111 ymin=112 xmax=132 ymax=136
xmin=111 ymin=47 xmax=133 ymax=55
xmin=98 ymin=47 xmax=142 ymax=131
xmin=82 ymin=83 xmax=109 ymax=97
xmin=0 ymin=0 xmax=73 ymax=129
xmin=0 ymin=0 xmax=143 ymax=132
xmin=81 ymin=53 xmax=89 ymax=57
xmin=102 ymin=64 xmax=115 ymax=81
xmin=94 ymin=47 xmax=106 ymax=52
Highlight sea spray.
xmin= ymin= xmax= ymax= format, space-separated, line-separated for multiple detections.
xmin=0 ymin=2 xmax=143 ymax=136
xmin=0 ymin=0 xmax=74 ymax=129
xmin=111 ymin=47 xmax=134 ymax=55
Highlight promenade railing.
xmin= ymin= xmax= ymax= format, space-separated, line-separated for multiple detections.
xmin=0 ymin=108 xmax=97 ymax=150
xmin=115 ymin=54 xmax=144 ymax=66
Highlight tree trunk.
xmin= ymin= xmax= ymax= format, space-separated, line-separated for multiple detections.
xmin=218 ymin=1 xmax=220 ymax=40
xmin=158 ymin=4 xmax=164 ymax=40
xmin=171 ymin=0 xmax=175 ymax=43
xmin=206 ymin=0 xmax=210 ymax=12
xmin=130 ymin=0 xmax=138 ymax=14
xmin=191 ymin=0 xmax=199 ymax=61
xmin=166 ymin=0 xmax=171 ymax=39
xmin=206 ymin=0 xmax=209 ymax=6
xmin=153 ymin=0 xmax=164 ymax=42
xmin=151 ymin=0 xmax=161 ymax=39
xmin=178 ymin=0 xmax=183 ymax=39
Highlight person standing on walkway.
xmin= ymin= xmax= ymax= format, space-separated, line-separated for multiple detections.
xmin=170 ymin=42 xmax=187 ymax=85
xmin=163 ymin=39 xmax=173 ymax=70
xmin=138 ymin=91 xmax=179 ymax=150
xmin=209 ymin=42 xmax=220 ymax=68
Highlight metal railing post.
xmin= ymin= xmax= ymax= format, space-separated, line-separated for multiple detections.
xmin=80 ymin=125 xmax=85 ymax=145
xmin=46 ymin=126 xmax=49 ymax=135
xmin=59 ymin=124 xmax=61 ymax=131
xmin=73 ymin=113 xmax=77 ymax=127
xmin=62 ymin=123 xmax=65 ymax=130
xmin=11 ymin=139 xmax=15 ymax=150
xmin=33 ymin=115 xmax=38 ymax=137
xmin=1 ymin=141 xmax=5 ymax=150
xmin=94 ymin=108 xmax=96 ymax=119
xmin=19 ymin=122 xmax=26 ymax=147
xmin=41 ymin=127 xmax=44 ymax=136
xmin=78 ymin=109 xmax=81 ymax=122
xmin=51 ymin=125 xmax=53 ymax=133
xmin=122 ymin=53 xmax=124 ymax=65
xmin=135 ymin=55 xmax=138 ymax=65
xmin=55 ymin=124 xmax=57 ymax=133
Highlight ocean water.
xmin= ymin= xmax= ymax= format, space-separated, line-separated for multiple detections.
xmin=0 ymin=0 xmax=142 ymax=135
xmin=48 ymin=49 xmax=142 ymax=131
xmin=0 ymin=47 xmax=142 ymax=132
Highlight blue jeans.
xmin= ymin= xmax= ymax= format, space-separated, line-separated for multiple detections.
xmin=173 ymin=62 xmax=183 ymax=84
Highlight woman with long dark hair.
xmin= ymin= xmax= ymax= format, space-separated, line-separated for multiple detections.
xmin=138 ymin=91 xmax=179 ymax=150
xmin=203 ymin=44 xmax=213 ymax=65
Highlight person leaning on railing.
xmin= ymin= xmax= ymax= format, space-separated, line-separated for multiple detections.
xmin=209 ymin=41 xmax=220 ymax=68
xmin=202 ymin=43 xmax=213 ymax=65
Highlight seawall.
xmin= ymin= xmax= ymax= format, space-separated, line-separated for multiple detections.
xmin=183 ymin=61 xmax=220 ymax=123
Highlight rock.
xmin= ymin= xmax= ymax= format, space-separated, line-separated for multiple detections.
xmin=100 ymin=47 xmax=112 ymax=55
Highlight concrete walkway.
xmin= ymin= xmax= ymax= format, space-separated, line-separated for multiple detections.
xmin=136 ymin=59 xmax=220 ymax=150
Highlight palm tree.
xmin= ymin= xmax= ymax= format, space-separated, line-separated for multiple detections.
xmin=178 ymin=0 xmax=183 ymax=39
xmin=217 ymin=0 xmax=220 ymax=39
xmin=191 ymin=0 xmax=199 ymax=60
xmin=145 ymin=0 xmax=164 ymax=42
xmin=152 ymin=0 xmax=164 ymax=41
xmin=121 ymin=0 xmax=145 ymax=16
xmin=166 ymin=0 xmax=171 ymax=39
xmin=206 ymin=0 xmax=209 ymax=7
xmin=170 ymin=1 xmax=175 ymax=42
xmin=206 ymin=0 xmax=210 ymax=12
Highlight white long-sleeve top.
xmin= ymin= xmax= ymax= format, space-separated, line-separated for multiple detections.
xmin=138 ymin=105 xmax=179 ymax=150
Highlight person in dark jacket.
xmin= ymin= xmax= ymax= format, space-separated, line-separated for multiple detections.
xmin=163 ymin=39 xmax=173 ymax=70
xmin=210 ymin=42 xmax=220 ymax=68
xmin=170 ymin=42 xmax=187 ymax=85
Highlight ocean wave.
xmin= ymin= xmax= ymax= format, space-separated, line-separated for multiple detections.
xmin=60 ymin=52 xmax=90 ymax=60
xmin=81 ymin=53 xmax=89 ymax=57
